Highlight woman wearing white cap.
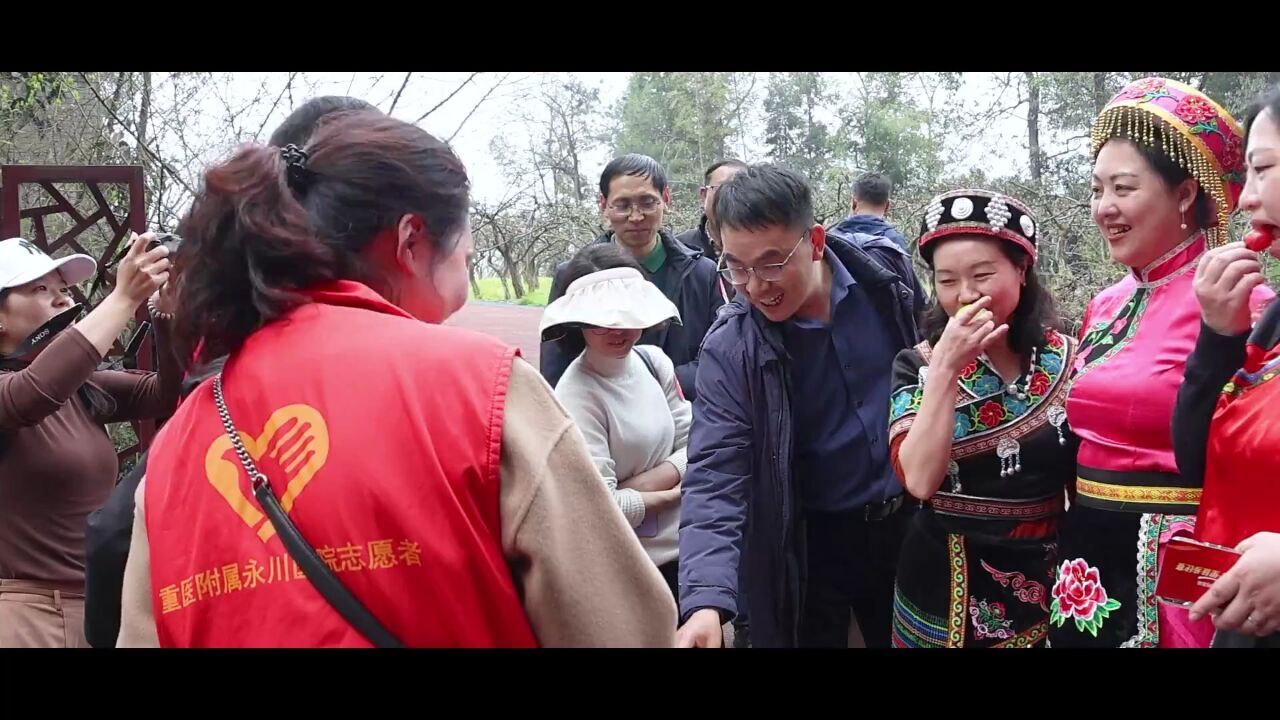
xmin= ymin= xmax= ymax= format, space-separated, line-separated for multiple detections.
xmin=0 ymin=232 xmax=177 ymax=648
xmin=541 ymin=244 xmax=691 ymax=600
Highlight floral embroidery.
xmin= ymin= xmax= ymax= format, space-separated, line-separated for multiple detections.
xmin=890 ymin=330 xmax=1072 ymax=445
xmin=1075 ymin=287 xmax=1151 ymax=377
xmin=992 ymin=620 xmax=1049 ymax=648
xmin=1004 ymin=396 xmax=1029 ymax=416
xmin=1039 ymin=352 xmax=1062 ymax=375
xmin=1117 ymin=78 xmax=1167 ymax=101
xmin=972 ymin=374 xmax=1002 ymax=397
xmin=1028 ymin=370 xmax=1050 ymax=396
xmin=982 ymin=560 xmax=1050 ymax=612
xmin=1050 ymin=558 xmax=1122 ymax=637
xmin=969 ymin=597 xmax=1015 ymax=640
xmin=1223 ymin=134 xmax=1245 ymax=177
xmin=1174 ymin=94 xmax=1218 ymax=125
xmin=978 ymin=400 xmax=1006 ymax=428
xmin=891 ymin=391 xmax=914 ymax=418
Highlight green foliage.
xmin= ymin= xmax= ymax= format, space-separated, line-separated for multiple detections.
xmin=612 ymin=72 xmax=738 ymax=208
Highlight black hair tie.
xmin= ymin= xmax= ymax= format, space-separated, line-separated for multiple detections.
xmin=280 ymin=144 xmax=313 ymax=194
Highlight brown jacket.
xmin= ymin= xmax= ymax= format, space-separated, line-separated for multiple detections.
xmin=1 ymin=325 xmax=180 ymax=590
xmin=118 ymin=358 xmax=677 ymax=647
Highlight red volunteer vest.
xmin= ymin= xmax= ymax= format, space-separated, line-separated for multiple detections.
xmin=1196 ymin=340 xmax=1280 ymax=548
xmin=145 ymin=281 xmax=537 ymax=647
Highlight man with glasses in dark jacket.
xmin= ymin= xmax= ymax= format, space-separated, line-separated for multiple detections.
xmin=540 ymin=154 xmax=723 ymax=399
xmin=676 ymin=164 xmax=924 ymax=648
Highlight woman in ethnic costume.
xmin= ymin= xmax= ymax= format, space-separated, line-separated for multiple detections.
xmin=889 ymin=189 xmax=1076 ymax=648
xmin=1050 ymin=77 xmax=1274 ymax=648
xmin=1175 ymin=85 xmax=1280 ymax=648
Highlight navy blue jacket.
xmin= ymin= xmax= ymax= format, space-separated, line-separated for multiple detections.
xmin=677 ymin=230 xmax=923 ymax=647
xmin=832 ymin=213 xmax=910 ymax=251
xmin=677 ymin=216 xmax=717 ymax=262
xmin=539 ymin=229 xmax=724 ymax=399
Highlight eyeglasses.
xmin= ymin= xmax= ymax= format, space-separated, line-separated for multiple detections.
xmin=716 ymin=232 xmax=809 ymax=286
xmin=606 ymin=197 xmax=662 ymax=219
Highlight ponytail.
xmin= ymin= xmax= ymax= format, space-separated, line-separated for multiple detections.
xmin=174 ymin=111 xmax=470 ymax=369
xmin=175 ymin=143 xmax=332 ymax=368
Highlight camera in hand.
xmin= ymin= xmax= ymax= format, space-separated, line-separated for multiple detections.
xmin=145 ymin=233 xmax=183 ymax=254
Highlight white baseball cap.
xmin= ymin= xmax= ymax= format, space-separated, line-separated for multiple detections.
xmin=0 ymin=237 xmax=97 ymax=291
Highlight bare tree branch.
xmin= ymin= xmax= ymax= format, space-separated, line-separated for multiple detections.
xmin=254 ymin=71 xmax=298 ymax=142
xmin=415 ymin=72 xmax=482 ymax=124
xmin=388 ymin=72 xmax=413 ymax=115
xmin=77 ymin=72 xmax=195 ymax=196
xmin=447 ymin=73 xmax=511 ymax=143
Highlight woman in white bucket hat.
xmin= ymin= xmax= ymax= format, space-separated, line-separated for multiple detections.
xmin=0 ymin=232 xmax=178 ymax=648
xmin=541 ymin=244 xmax=692 ymax=602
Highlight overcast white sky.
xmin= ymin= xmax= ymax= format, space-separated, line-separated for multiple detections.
xmin=160 ymin=72 xmax=1047 ymax=206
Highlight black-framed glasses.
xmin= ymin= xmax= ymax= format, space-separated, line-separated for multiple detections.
xmin=606 ymin=197 xmax=662 ymax=219
xmin=716 ymin=232 xmax=809 ymax=286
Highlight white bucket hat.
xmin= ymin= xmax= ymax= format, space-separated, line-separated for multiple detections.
xmin=540 ymin=267 xmax=681 ymax=336
xmin=0 ymin=237 xmax=97 ymax=291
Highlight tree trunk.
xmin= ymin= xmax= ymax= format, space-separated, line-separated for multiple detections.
xmin=523 ymin=259 xmax=539 ymax=297
xmin=1026 ymin=71 xmax=1042 ymax=183
xmin=1092 ymin=72 xmax=1108 ymax=115
xmin=468 ymin=260 xmax=481 ymax=299
xmin=138 ymin=72 xmax=154 ymax=224
xmin=499 ymin=246 xmax=526 ymax=299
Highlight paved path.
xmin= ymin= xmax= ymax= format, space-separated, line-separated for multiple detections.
xmin=447 ymin=301 xmax=543 ymax=367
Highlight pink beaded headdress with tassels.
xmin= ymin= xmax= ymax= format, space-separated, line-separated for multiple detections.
xmin=1092 ymin=77 xmax=1245 ymax=247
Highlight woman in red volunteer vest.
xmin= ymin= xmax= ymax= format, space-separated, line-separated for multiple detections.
xmin=1175 ymin=85 xmax=1280 ymax=648
xmin=116 ymin=110 xmax=676 ymax=647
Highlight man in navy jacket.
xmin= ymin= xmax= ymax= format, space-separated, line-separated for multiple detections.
xmin=676 ymin=164 xmax=924 ymax=648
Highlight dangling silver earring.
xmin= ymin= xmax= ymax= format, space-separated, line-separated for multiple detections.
xmin=1180 ymin=207 xmax=1188 ymax=231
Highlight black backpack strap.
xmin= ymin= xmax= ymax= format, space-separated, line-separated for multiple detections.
xmin=633 ymin=346 xmax=661 ymax=383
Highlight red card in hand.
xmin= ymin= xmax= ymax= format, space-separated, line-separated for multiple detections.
xmin=1156 ymin=536 xmax=1241 ymax=607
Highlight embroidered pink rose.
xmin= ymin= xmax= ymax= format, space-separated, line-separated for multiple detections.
xmin=1117 ymin=78 xmax=1166 ymax=100
xmin=1050 ymin=558 xmax=1121 ymax=637
xmin=1174 ymin=95 xmax=1217 ymax=125
xmin=1045 ymin=332 xmax=1064 ymax=349
xmin=959 ymin=360 xmax=978 ymax=378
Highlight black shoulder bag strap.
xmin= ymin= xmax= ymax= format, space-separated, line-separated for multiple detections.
xmin=633 ymin=346 xmax=661 ymax=383
xmin=211 ymin=373 xmax=404 ymax=648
